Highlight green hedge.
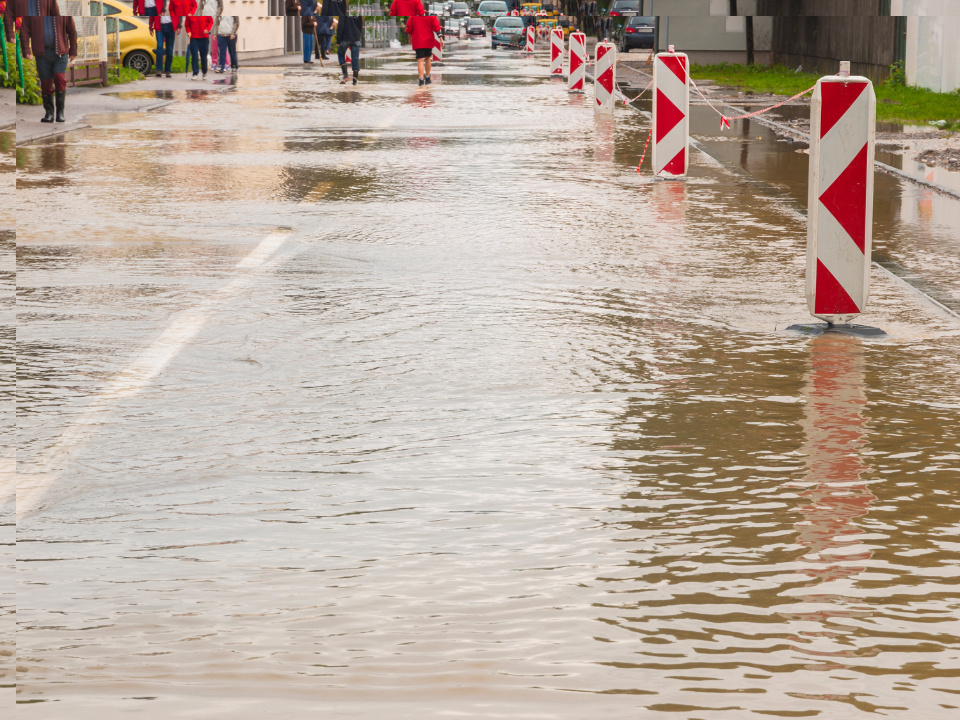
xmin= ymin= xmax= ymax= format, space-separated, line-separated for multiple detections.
xmin=2 ymin=41 xmax=42 ymax=105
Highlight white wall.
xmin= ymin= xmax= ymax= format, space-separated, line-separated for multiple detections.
xmin=897 ymin=0 xmax=960 ymax=92
xmin=222 ymin=0 xmax=285 ymax=57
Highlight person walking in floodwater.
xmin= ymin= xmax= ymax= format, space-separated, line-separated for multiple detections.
xmin=405 ymin=8 xmax=440 ymax=87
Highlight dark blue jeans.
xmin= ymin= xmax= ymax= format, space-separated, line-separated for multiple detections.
xmin=318 ymin=32 xmax=331 ymax=54
xmin=155 ymin=22 xmax=175 ymax=73
xmin=337 ymin=41 xmax=359 ymax=75
xmin=217 ymin=35 xmax=238 ymax=71
xmin=188 ymin=37 xmax=209 ymax=75
xmin=142 ymin=6 xmax=159 ymax=16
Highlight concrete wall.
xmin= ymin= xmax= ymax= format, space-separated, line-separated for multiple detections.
xmin=895 ymin=0 xmax=960 ymax=92
xmin=652 ymin=0 xmax=771 ymax=64
xmin=223 ymin=0 xmax=286 ymax=59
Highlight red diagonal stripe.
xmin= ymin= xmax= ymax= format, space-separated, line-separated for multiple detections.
xmin=820 ymin=81 xmax=868 ymax=138
xmin=598 ymin=66 xmax=614 ymax=94
xmin=597 ymin=45 xmax=610 ymax=62
xmin=662 ymin=146 xmax=685 ymax=175
xmin=570 ymin=52 xmax=582 ymax=73
xmin=552 ymin=45 xmax=561 ymax=61
xmin=815 ymin=259 xmax=861 ymax=315
xmin=819 ymin=143 xmax=869 ymax=253
xmin=660 ymin=55 xmax=687 ymax=84
xmin=656 ymin=88 xmax=683 ymax=143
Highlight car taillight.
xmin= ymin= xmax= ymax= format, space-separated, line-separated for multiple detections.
xmin=610 ymin=10 xmax=620 ymax=15
xmin=625 ymin=27 xmax=635 ymax=33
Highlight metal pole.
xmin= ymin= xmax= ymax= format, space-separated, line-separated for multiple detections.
xmin=16 ymin=31 xmax=24 ymax=89
xmin=1 ymin=23 xmax=8 ymax=75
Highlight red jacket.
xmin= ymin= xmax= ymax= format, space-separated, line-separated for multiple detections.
xmin=389 ymin=0 xmax=423 ymax=16
xmin=405 ymin=14 xmax=440 ymax=50
xmin=184 ymin=14 xmax=212 ymax=38
xmin=133 ymin=0 xmax=167 ymax=13
xmin=169 ymin=0 xmax=198 ymax=16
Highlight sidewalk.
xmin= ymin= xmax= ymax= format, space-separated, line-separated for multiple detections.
xmin=15 ymin=73 xmax=241 ymax=145
xmin=15 ymin=48 xmax=406 ymax=144
xmin=248 ymin=46 xmax=403 ymax=68
xmin=0 ymin=89 xmax=13 ymax=130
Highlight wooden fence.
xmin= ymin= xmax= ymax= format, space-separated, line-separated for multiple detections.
xmin=756 ymin=1 xmax=898 ymax=82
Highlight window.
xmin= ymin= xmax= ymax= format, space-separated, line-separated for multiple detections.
xmin=119 ymin=19 xmax=137 ymax=32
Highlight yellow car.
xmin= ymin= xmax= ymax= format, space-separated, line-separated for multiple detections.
xmin=90 ymin=0 xmax=159 ymax=74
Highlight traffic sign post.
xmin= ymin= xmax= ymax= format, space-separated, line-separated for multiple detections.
xmin=567 ymin=31 xmax=585 ymax=93
xmin=594 ymin=42 xmax=616 ymax=114
xmin=651 ymin=47 xmax=689 ymax=178
xmin=806 ymin=61 xmax=876 ymax=324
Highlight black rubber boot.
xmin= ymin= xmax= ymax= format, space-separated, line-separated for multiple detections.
xmin=55 ymin=91 xmax=66 ymax=123
xmin=41 ymin=94 xmax=55 ymax=123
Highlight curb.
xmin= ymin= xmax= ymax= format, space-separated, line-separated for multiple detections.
xmin=16 ymin=123 xmax=91 ymax=146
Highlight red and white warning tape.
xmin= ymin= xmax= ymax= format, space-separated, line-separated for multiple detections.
xmin=689 ymin=78 xmax=817 ymax=130
xmin=615 ymin=79 xmax=653 ymax=106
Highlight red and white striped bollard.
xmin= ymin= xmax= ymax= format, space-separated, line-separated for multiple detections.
xmin=524 ymin=25 xmax=535 ymax=53
xmin=651 ymin=47 xmax=689 ymax=178
xmin=433 ymin=31 xmax=443 ymax=65
xmin=567 ymin=31 xmax=585 ymax=93
xmin=550 ymin=28 xmax=563 ymax=75
xmin=806 ymin=61 xmax=876 ymax=324
xmin=594 ymin=41 xmax=615 ymax=114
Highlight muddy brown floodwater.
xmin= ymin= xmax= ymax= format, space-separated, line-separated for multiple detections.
xmin=8 ymin=45 xmax=960 ymax=719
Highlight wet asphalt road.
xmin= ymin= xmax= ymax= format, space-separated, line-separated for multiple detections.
xmin=7 ymin=44 xmax=960 ymax=718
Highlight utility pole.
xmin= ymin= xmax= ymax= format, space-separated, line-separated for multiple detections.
xmin=730 ymin=0 xmax=754 ymax=66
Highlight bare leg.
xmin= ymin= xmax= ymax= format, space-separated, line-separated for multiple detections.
xmin=425 ymin=58 xmax=432 ymax=77
xmin=417 ymin=57 xmax=426 ymax=78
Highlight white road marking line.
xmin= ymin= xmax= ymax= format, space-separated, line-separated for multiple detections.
xmin=15 ymin=114 xmax=398 ymax=520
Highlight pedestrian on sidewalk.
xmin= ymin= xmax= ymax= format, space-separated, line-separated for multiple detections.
xmin=388 ymin=0 xmax=423 ymax=19
xmin=335 ymin=10 xmax=363 ymax=85
xmin=315 ymin=13 xmax=333 ymax=60
xmin=214 ymin=11 xmax=238 ymax=74
xmin=405 ymin=9 xmax=440 ymax=86
xmin=149 ymin=10 xmax=181 ymax=78
xmin=300 ymin=2 xmax=317 ymax=65
xmin=198 ymin=0 xmax=219 ymax=72
xmin=185 ymin=11 xmax=213 ymax=80
xmin=15 ymin=0 xmax=76 ymax=123
xmin=133 ymin=0 xmax=164 ymax=17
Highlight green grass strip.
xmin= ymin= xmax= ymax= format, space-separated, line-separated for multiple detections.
xmin=690 ymin=63 xmax=960 ymax=130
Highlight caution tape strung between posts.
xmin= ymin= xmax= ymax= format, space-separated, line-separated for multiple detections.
xmin=689 ymin=78 xmax=817 ymax=131
xmin=635 ymin=127 xmax=653 ymax=173
xmin=615 ymin=79 xmax=653 ymax=106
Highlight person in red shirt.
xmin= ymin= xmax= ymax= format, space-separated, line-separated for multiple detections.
xmin=184 ymin=13 xmax=213 ymax=80
xmin=388 ymin=0 xmax=422 ymax=17
xmin=405 ymin=9 xmax=440 ymax=86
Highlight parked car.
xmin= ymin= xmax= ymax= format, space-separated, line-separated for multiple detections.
xmin=603 ymin=0 xmax=641 ymax=18
xmin=490 ymin=15 xmax=524 ymax=48
xmin=89 ymin=0 xmax=157 ymax=74
xmin=443 ymin=18 xmax=460 ymax=36
xmin=476 ymin=0 xmax=508 ymax=20
xmin=465 ymin=17 xmax=486 ymax=35
xmin=428 ymin=2 xmax=445 ymax=14
xmin=450 ymin=1 xmax=470 ymax=17
xmin=611 ymin=14 xmax=655 ymax=53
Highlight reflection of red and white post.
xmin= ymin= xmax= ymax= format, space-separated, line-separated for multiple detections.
xmin=794 ymin=332 xmax=875 ymax=597
xmin=567 ymin=31 xmax=585 ymax=93
xmin=651 ymin=47 xmax=689 ymax=178
xmin=550 ymin=28 xmax=563 ymax=75
xmin=524 ymin=25 xmax=535 ymax=53
xmin=807 ymin=61 xmax=876 ymax=324
xmin=432 ymin=31 xmax=443 ymax=65
xmin=594 ymin=42 xmax=615 ymax=114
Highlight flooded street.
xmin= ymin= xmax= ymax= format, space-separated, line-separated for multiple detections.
xmin=10 ymin=44 xmax=960 ymax=718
